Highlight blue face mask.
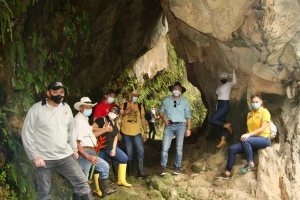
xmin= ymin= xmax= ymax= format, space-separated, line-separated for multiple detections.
xmin=83 ymin=109 xmax=92 ymax=117
xmin=251 ymin=103 xmax=261 ymax=110
xmin=132 ymin=97 xmax=138 ymax=102
xmin=107 ymin=97 xmax=115 ymax=104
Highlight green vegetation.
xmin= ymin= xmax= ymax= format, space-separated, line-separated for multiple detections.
xmin=104 ymin=36 xmax=206 ymax=138
xmin=0 ymin=0 xmax=93 ymax=198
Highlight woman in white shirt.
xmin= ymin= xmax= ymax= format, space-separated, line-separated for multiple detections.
xmin=209 ymin=68 xmax=236 ymax=148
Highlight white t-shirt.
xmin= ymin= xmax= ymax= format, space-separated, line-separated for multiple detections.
xmin=216 ymin=73 xmax=237 ymax=100
xmin=149 ymin=109 xmax=156 ymax=123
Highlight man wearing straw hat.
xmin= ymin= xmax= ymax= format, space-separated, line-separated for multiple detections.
xmin=73 ymin=97 xmax=117 ymax=198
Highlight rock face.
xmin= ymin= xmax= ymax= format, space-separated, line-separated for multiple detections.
xmin=161 ymin=0 xmax=300 ymax=199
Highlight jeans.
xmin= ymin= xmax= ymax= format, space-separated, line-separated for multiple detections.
xmin=161 ymin=123 xmax=186 ymax=168
xmin=35 ymin=155 xmax=90 ymax=200
xmin=122 ymin=133 xmax=144 ymax=160
xmin=225 ymin=136 xmax=271 ymax=171
xmin=99 ymin=147 xmax=128 ymax=164
xmin=209 ymin=100 xmax=230 ymax=136
xmin=77 ymin=149 xmax=109 ymax=179
xmin=148 ymin=122 xmax=156 ymax=139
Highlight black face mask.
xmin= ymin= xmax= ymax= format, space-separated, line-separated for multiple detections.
xmin=220 ymin=79 xmax=227 ymax=84
xmin=50 ymin=95 xmax=64 ymax=104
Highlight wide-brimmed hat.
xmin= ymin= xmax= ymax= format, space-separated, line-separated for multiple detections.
xmin=74 ymin=97 xmax=97 ymax=111
xmin=131 ymin=90 xmax=140 ymax=97
xmin=220 ymin=72 xmax=228 ymax=79
xmin=168 ymin=81 xmax=186 ymax=93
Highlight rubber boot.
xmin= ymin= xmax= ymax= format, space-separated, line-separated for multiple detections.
xmin=117 ymin=163 xmax=132 ymax=187
xmin=224 ymin=123 xmax=233 ymax=134
xmin=99 ymin=179 xmax=118 ymax=197
xmin=93 ymin=174 xmax=102 ymax=197
xmin=127 ymin=160 xmax=133 ymax=176
xmin=72 ymin=193 xmax=80 ymax=200
xmin=112 ymin=163 xmax=119 ymax=183
xmin=80 ymin=193 xmax=93 ymax=200
xmin=137 ymin=159 xmax=150 ymax=178
xmin=216 ymin=136 xmax=227 ymax=148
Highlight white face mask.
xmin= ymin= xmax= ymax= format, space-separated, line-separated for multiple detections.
xmin=172 ymin=90 xmax=181 ymax=97
xmin=108 ymin=112 xmax=117 ymax=120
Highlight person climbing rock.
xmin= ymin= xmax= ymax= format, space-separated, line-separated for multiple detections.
xmin=209 ymin=67 xmax=237 ymax=148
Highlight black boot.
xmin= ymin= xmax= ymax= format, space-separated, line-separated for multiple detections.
xmin=79 ymin=193 xmax=92 ymax=200
xmin=72 ymin=193 xmax=81 ymax=200
xmin=127 ymin=160 xmax=133 ymax=176
xmin=99 ymin=179 xmax=118 ymax=197
xmin=137 ymin=159 xmax=150 ymax=178
xmin=112 ymin=163 xmax=119 ymax=182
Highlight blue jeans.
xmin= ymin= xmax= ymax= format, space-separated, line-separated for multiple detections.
xmin=99 ymin=147 xmax=128 ymax=164
xmin=122 ymin=133 xmax=144 ymax=160
xmin=161 ymin=123 xmax=186 ymax=168
xmin=225 ymin=136 xmax=271 ymax=171
xmin=209 ymin=100 xmax=230 ymax=136
xmin=77 ymin=149 xmax=109 ymax=179
xmin=36 ymin=155 xmax=90 ymax=200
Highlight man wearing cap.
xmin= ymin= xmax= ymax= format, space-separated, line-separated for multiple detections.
xmin=159 ymin=81 xmax=192 ymax=176
xmin=73 ymin=97 xmax=117 ymax=198
xmin=119 ymin=90 xmax=149 ymax=178
xmin=21 ymin=81 xmax=92 ymax=200
xmin=93 ymin=89 xmax=133 ymax=121
xmin=209 ymin=68 xmax=236 ymax=148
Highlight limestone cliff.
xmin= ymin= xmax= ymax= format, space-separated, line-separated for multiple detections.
xmin=161 ymin=0 xmax=300 ymax=199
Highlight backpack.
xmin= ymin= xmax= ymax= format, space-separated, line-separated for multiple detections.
xmin=145 ymin=110 xmax=153 ymax=121
xmin=259 ymin=108 xmax=277 ymax=139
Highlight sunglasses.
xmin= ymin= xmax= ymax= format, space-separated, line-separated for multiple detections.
xmin=174 ymin=101 xmax=176 ymax=108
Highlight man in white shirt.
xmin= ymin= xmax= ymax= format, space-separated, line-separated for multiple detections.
xmin=73 ymin=97 xmax=117 ymax=198
xmin=22 ymin=81 xmax=92 ymax=200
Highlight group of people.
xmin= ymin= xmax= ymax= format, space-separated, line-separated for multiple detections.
xmin=21 ymin=69 xmax=273 ymax=199
xmin=21 ymin=81 xmax=192 ymax=199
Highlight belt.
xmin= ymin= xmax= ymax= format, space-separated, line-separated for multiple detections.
xmin=83 ymin=146 xmax=95 ymax=151
xmin=169 ymin=121 xmax=182 ymax=124
xmin=218 ymin=100 xmax=229 ymax=101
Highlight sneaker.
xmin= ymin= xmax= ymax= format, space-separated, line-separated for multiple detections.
xmin=239 ymin=164 xmax=255 ymax=173
xmin=173 ymin=167 xmax=180 ymax=175
xmin=215 ymin=172 xmax=230 ymax=180
xmin=161 ymin=167 xmax=167 ymax=176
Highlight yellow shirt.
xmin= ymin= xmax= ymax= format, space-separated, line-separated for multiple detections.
xmin=120 ymin=102 xmax=145 ymax=136
xmin=247 ymin=107 xmax=271 ymax=138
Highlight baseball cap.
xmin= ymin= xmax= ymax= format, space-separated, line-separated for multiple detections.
xmin=47 ymin=81 xmax=67 ymax=91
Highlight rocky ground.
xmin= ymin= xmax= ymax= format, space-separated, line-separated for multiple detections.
xmin=49 ymin=128 xmax=263 ymax=200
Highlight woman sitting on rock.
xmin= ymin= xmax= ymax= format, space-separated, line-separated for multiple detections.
xmin=216 ymin=94 xmax=271 ymax=179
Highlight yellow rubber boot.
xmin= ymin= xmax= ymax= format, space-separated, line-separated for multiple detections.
xmin=216 ymin=136 xmax=227 ymax=148
xmin=93 ymin=174 xmax=102 ymax=196
xmin=117 ymin=164 xmax=132 ymax=187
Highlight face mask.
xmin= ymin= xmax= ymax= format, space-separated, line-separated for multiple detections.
xmin=50 ymin=95 xmax=64 ymax=104
xmin=251 ymin=103 xmax=261 ymax=110
xmin=172 ymin=90 xmax=181 ymax=97
xmin=108 ymin=112 xmax=117 ymax=120
xmin=132 ymin=97 xmax=138 ymax=102
xmin=220 ymin=79 xmax=227 ymax=84
xmin=83 ymin=109 xmax=92 ymax=117
xmin=107 ymin=97 xmax=115 ymax=104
